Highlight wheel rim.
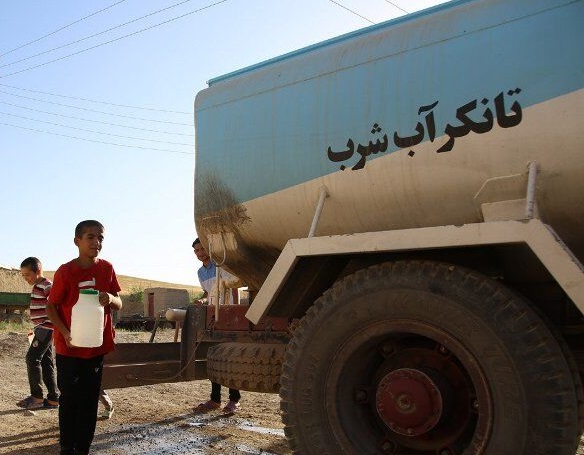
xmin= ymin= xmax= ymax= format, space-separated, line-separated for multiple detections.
xmin=326 ymin=319 xmax=492 ymax=454
xmin=375 ymin=368 xmax=443 ymax=436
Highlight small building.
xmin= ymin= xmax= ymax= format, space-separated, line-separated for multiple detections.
xmin=143 ymin=287 xmax=190 ymax=318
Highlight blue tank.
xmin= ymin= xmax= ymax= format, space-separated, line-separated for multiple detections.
xmin=195 ymin=0 xmax=584 ymax=289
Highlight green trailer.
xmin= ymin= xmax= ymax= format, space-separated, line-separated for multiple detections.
xmin=0 ymin=292 xmax=29 ymax=323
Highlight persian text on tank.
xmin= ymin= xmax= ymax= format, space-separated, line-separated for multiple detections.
xmin=327 ymin=88 xmax=523 ymax=171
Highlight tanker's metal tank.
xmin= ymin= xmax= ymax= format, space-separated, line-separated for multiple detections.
xmin=195 ymin=0 xmax=584 ymax=289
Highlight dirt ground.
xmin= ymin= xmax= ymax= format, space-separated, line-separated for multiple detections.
xmin=0 ymin=329 xmax=291 ymax=455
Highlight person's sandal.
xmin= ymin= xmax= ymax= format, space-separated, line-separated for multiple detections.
xmin=222 ymin=400 xmax=240 ymax=414
xmin=16 ymin=396 xmax=44 ymax=410
xmin=193 ymin=400 xmax=220 ymax=414
xmin=99 ymin=405 xmax=114 ymax=419
xmin=43 ymin=398 xmax=59 ymax=409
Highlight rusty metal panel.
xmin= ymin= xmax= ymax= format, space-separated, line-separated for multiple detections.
xmin=105 ymin=342 xmax=180 ymax=364
xmin=207 ymin=330 xmax=291 ymax=345
xmin=252 ymin=316 xmax=289 ymax=332
xmin=208 ymin=305 xmax=251 ymax=331
xmin=103 ymin=360 xmax=180 ymax=388
xmin=181 ymin=305 xmax=210 ymax=379
xmin=103 ymin=360 xmax=209 ymax=389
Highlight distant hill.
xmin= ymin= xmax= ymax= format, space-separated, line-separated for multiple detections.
xmin=1 ymin=266 xmax=202 ymax=318
xmin=43 ymin=271 xmax=201 ymax=296
xmin=0 ymin=267 xmax=29 ymax=293
xmin=0 ymin=266 xmax=201 ymax=296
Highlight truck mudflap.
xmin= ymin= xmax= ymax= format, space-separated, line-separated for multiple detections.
xmin=246 ymin=219 xmax=584 ymax=324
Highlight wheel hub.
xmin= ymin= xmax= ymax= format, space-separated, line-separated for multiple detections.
xmin=376 ymin=368 xmax=443 ymax=436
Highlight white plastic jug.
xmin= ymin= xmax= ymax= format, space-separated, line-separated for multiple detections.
xmin=70 ymin=289 xmax=104 ymax=348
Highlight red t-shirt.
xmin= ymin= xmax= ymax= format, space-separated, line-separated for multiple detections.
xmin=48 ymin=258 xmax=121 ymax=359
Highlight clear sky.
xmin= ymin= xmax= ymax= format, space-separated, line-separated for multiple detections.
xmin=1 ymin=0 xmax=448 ymax=286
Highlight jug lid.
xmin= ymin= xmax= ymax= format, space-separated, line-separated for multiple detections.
xmin=79 ymin=289 xmax=99 ymax=295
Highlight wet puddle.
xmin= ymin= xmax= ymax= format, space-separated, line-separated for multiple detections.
xmin=91 ymin=413 xmax=286 ymax=454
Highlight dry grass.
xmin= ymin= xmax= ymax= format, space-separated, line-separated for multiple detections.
xmin=0 ymin=267 xmax=202 ymax=319
xmin=43 ymin=271 xmax=201 ymax=296
xmin=0 ymin=267 xmax=30 ymax=293
xmin=0 ymin=267 xmax=201 ymax=295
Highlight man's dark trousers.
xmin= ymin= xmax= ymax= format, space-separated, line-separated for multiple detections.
xmin=56 ymin=354 xmax=103 ymax=455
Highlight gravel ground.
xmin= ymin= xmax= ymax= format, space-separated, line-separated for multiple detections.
xmin=2 ymin=328 xmax=583 ymax=454
xmin=0 ymin=329 xmax=291 ymax=455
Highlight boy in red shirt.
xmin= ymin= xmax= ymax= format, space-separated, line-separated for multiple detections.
xmin=47 ymin=220 xmax=122 ymax=455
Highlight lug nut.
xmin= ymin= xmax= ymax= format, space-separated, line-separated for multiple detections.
xmin=381 ymin=441 xmax=395 ymax=452
xmin=355 ymin=389 xmax=367 ymax=403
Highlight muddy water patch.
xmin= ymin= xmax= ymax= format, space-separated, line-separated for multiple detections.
xmin=236 ymin=420 xmax=286 ymax=437
xmin=92 ymin=420 xmax=223 ymax=454
xmin=91 ymin=413 xmax=286 ymax=455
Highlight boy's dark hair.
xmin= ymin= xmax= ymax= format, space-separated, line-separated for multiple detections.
xmin=21 ymin=257 xmax=42 ymax=273
xmin=192 ymin=238 xmax=201 ymax=248
xmin=75 ymin=220 xmax=104 ymax=238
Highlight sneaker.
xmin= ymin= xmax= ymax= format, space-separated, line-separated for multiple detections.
xmin=16 ymin=396 xmax=44 ymax=410
xmin=193 ymin=400 xmax=220 ymax=414
xmin=43 ymin=398 xmax=59 ymax=409
xmin=222 ymin=400 xmax=240 ymax=414
xmin=99 ymin=406 xmax=115 ymax=419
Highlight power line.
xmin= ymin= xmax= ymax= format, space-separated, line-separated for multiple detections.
xmin=0 ymin=0 xmax=229 ymax=79
xmin=0 ymin=83 xmax=191 ymax=115
xmin=0 ymin=90 xmax=192 ymax=125
xmin=0 ymin=110 xmax=193 ymax=147
xmin=382 ymin=0 xmax=408 ymax=14
xmin=0 ymin=100 xmax=194 ymax=136
xmin=328 ymin=0 xmax=375 ymax=24
xmin=0 ymin=0 xmax=128 ymax=58
xmin=0 ymin=121 xmax=191 ymax=155
xmin=0 ymin=0 xmax=195 ymax=70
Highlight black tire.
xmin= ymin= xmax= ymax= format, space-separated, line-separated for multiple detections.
xmin=280 ymin=260 xmax=582 ymax=455
xmin=207 ymin=342 xmax=285 ymax=393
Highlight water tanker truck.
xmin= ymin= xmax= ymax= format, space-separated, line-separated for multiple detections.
xmin=103 ymin=0 xmax=584 ymax=453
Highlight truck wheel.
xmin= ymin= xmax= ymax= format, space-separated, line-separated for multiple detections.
xmin=280 ymin=261 xmax=582 ymax=455
xmin=207 ymin=342 xmax=285 ymax=393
